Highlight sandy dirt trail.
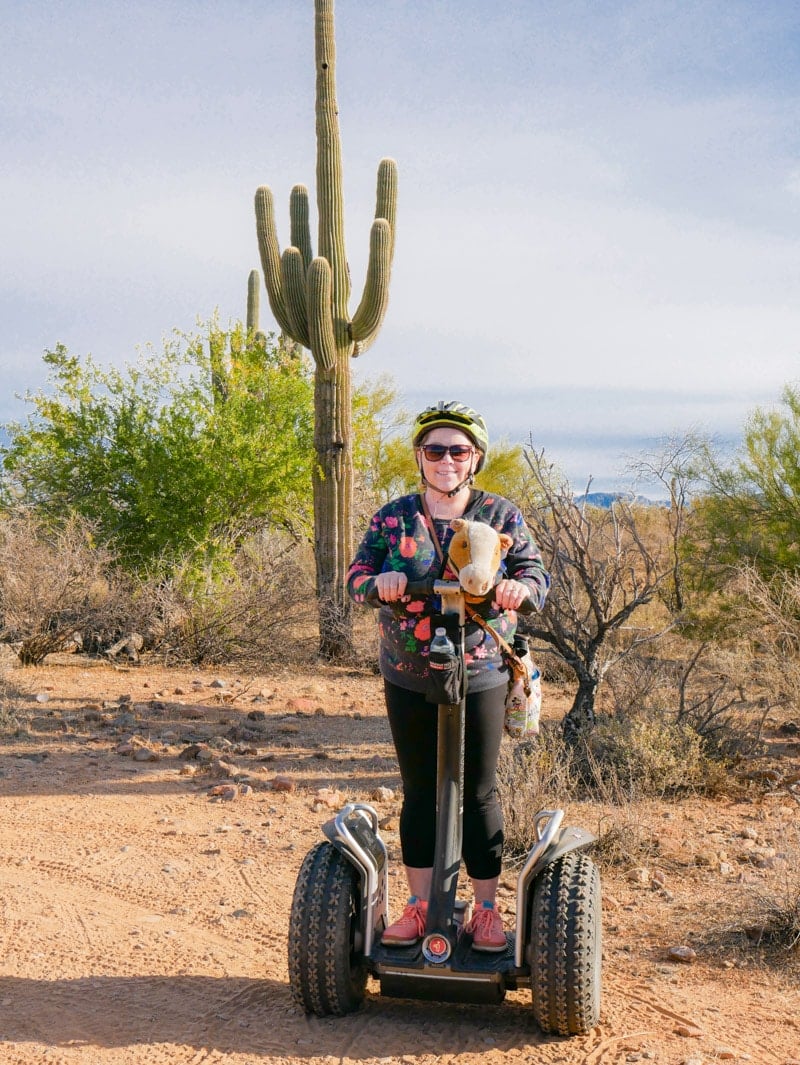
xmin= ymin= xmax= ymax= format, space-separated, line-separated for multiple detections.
xmin=1 ymin=660 xmax=799 ymax=1064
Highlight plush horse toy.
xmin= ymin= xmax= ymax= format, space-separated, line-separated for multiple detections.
xmin=445 ymin=518 xmax=513 ymax=601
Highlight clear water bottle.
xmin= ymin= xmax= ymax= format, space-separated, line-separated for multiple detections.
xmin=428 ymin=626 xmax=461 ymax=703
xmin=430 ymin=626 xmax=455 ymax=658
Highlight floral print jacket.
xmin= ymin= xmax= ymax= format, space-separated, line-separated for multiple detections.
xmin=347 ymin=491 xmax=550 ymax=694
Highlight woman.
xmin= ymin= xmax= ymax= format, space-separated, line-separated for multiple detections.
xmin=347 ymin=401 xmax=550 ymax=952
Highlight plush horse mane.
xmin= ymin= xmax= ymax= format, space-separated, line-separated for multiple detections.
xmin=446 ymin=518 xmax=513 ymax=599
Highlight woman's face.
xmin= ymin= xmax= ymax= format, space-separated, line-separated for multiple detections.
xmin=417 ymin=427 xmax=479 ymax=493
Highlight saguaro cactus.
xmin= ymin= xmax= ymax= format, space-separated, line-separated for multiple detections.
xmin=254 ymin=0 xmax=398 ymax=659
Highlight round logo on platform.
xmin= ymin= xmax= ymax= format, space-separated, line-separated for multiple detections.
xmin=422 ymin=933 xmax=451 ymax=963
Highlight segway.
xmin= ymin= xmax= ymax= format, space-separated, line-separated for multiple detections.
xmin=287 ymin=579 xmax=602 ymax=1036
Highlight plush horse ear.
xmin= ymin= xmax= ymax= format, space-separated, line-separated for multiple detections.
xmin=499 ymin=533 xmax=513 ymax=553
xmin=449 ymin=518 xmax=467 ymax=532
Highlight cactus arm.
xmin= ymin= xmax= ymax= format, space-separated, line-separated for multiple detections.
xmin=350 ymin=219 xmax=392 ymax=350
xmin=254 ymin=186 xmax=296 ymax=339
xmin=307 ymin=257 xmax=337 ymax=371
xmin=290 ymin=185 xmax=313 ymax=270
xmin=315 ymin=0 xmax=350 ymax=354
xmin=281 ymin=248 xmax=311 ymax=349
xmin=375 ymin=157 xmax=398 ymax=253
xmin=246 ymin=269 xmax=260 ymax=333
xmin=351 ymin=157 xmax=398 ymax=350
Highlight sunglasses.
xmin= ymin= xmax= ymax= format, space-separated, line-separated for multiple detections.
xmin=420 ymin=444 xmax=475 ymax=463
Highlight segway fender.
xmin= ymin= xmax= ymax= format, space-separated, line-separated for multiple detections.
xmin=321 ymin=803 xmax=389 ymax=957
xmin=537 ymin=824 xmax=596 ymax=868
xmin=514 ymin=811 xmax=596 ymax=968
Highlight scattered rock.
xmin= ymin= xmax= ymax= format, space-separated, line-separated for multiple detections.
xmin=271 ymin=775 xmax=296 ymax=792
xmin=210 ymin=759 xmax=240 ymax=779
xmin=626 ymin=867 xmax=650 ymax=885
xmin=667 ymin=945 xmax=697 ymax=964
xmin=371 ymin=786 xmax=395 ymax=802
xmin=673 ymin=1023 xmax=703 ymax=1037
xmin=105 ymin=633 xmax=144 ymax=663
xmin=210 ymin=679 xmax=226 ymax=689
xmin=208 ymin=784 xmax=238 ymax=801
xmin=133 ymin=746 xmax=160 ymax=762
xmin=313 ymin=787 xmax=344 ymax=809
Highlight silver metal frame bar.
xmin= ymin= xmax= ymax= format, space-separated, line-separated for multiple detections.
xmin=514 ymin=809 xmax=564 ymax=968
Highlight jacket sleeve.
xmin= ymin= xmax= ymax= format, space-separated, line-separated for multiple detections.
xmin=346 ymin=511 xmax=387 ymax=605
xmin=501 ymin=508 xmax=550 ymax=611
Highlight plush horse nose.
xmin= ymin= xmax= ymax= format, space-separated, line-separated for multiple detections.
xmin=459 ymin=564 xmax=493 ymax=597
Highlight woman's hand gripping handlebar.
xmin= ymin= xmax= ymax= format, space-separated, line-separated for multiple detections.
xmin=366 ymin=575 xmax=535 ymax=615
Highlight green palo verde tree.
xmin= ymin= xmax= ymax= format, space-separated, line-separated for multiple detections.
xmin=254 ymin=0 xmax=398 ymax=660
xmin=1 ymin=324 xmax=315 ymax=574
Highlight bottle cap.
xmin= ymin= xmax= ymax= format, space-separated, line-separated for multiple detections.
xmin=434 ymin=627 xmax=446 ymax=636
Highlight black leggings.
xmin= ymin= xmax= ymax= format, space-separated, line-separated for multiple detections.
xmin=384 ymin=680 xmax=506 ymax=881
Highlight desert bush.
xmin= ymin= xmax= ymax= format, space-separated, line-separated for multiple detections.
xmin=1 ymin=326 xmax=315 ymax=574
xmin=741 ymin=872 xmax=800 ymax=955
xmin=498 ymin=723 xmax=666 ymax=867
xmin=518 ymin=449 xmax=680 ymax=739
xmin=579 ymin=709 xmax=715 ymax=798
xmin=0 ymin=677 xmax=20 ymax=733
xmin=498 ymin=724 xmax=581 ymax=863
xmin=143 ymin=530 xmax=318 ymax=667
xmin=0 ymin=511 xmax=139 ymax=664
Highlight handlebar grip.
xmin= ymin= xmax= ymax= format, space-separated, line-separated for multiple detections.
xmin=365 ymin=578 xmax=436 ymax=606
xmin=516 ymin=593 xmax=537 ymax=616
xmin=365 ymin=579 xmax=537 ymax=613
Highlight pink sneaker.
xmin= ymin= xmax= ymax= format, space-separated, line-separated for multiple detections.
xmin=381 ymin=897 xmax=428 ymax=946
xmin=466 ymin=901 xmax=507 ymax=953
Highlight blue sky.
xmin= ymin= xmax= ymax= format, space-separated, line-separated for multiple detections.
xmin=2 ymin=1 xmax=799 ymax=491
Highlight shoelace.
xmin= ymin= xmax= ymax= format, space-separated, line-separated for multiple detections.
xmin=395 ymin=903 xmax=426 ymax=935
xmin=471 ymin=907 xmax=500 ymax=936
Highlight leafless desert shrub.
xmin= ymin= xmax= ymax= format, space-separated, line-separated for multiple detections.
xmin=0 ymin=512 xmax=136 ymax=664
xmin=498 ymin=723 xmax=581 ymax=863
xmin=740 ymin=871 xmax=800 ymax=955
xmin=605 ymin=635 xmax=770 ymax=771
xmin=729 ymin=564 xmax=800 ymax=716
xmin=498 ymin=724 xmax=666 ymax=868
xmin=519 ymin=449 xmax=680 ymax=738
xmin=0 ymin=677 xmax=20 ymax=733
xmin=145 ymin=531 xmax=318 ymax=667
xmin=589 ymin=804 xmax=664 ymax=870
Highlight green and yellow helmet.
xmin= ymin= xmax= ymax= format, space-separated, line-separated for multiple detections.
xmin=412 ymin=401 xmax=489 ymax=472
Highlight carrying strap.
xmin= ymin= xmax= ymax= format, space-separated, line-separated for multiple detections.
xmin=419 ymin=495 xmax=531 ymax=694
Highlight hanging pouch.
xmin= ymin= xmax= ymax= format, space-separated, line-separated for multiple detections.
xmin=426 ymin=614 xmax=464 ymax=705
xmin=505 ymin=652 xmax=542 ymax=737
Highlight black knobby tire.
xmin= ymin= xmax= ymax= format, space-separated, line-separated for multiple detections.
xmin=287 ymin=841 xmax=367 ymax=1016
xmin=527 ymin=850 xmax=602 ymax=1036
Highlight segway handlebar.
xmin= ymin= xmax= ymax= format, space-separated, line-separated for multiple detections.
xmin=364 ymin=578 xmax=536 ymax=615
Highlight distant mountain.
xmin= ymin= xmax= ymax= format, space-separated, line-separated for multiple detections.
xmin=573 ymin=491 xmax=667 ymax=509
